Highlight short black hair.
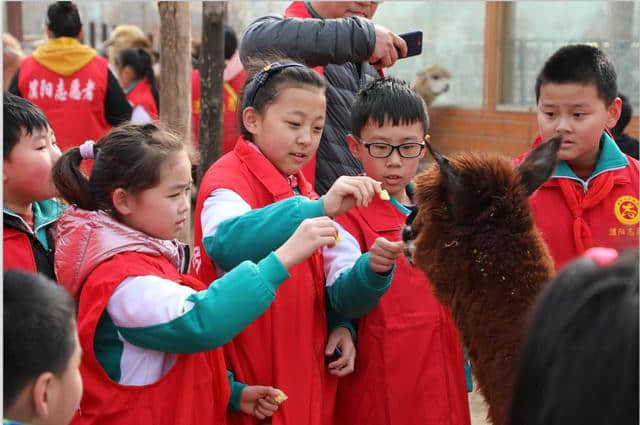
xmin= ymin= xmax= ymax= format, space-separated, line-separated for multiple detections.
xmin=3 ymin=92 xmax=50 ymax=156
xmin=509 ymin=249 xmax=639 ymax=425
xmin=3 ymin=270 xmax=77 ymax=409
xmin=535 ymin=44 xmax=618 ymax=106
xmin=351 ymin=77 xmax=429 ymax=138
xmin=612 ymin=93 xmax=632 ymax=137
xmin=46 ymin=1 xmax=82 ymax=38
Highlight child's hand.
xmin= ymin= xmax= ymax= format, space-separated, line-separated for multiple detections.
xmin=325 ymin=326 xmax=356 ymax=377
xmin=239 ymin=385 xmax=281 ymax=420
xmin=369 ymin=237 xmax=404 ymax=274
xmin=323 ymin=176 xmax=382 ymax=217
xmin=275 ymin=217 xmax=339 ymax=269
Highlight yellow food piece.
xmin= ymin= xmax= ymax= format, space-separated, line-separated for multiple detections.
xmin=274 ymin=389 xmax=288 ymax=404
xmin=335 ymin=232 xmax=342 ymax=242
xmin=379 ymin=189 xmax=390 ymax=201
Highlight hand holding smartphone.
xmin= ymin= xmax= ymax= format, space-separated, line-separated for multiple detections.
xmin=398 ymin=31 xmax=423 ymax=58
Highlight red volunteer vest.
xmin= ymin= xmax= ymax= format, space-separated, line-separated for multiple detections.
xmin=71 ymin=252 xmax=229 ymax=425
xmin=128 ymin=79 xmax=158 ymax=120
xmin=222 ymin=70 xmax=245 ymax=155
xmin=517 ymin=136 xmax=640 ymax=270
xmin=3 ymin=226 xmax=37 ymax=273
xmin=334 ymin=197 xmax=471 ymax=425
xmin=192 ymin=139 xmax=337 ymax=425
xmin=191 ymin=68 xmax=245 ymax=154
xmin=18 ymin=55 xmax=111 ymax=153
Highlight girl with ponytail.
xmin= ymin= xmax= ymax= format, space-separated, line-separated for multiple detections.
xmin=51 ymin=123 xmax=331 ymax=425
xmin=115 ymin=48 xmax=159 ymax=123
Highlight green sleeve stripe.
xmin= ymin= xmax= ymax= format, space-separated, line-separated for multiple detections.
xmin=94 ymin=311 xmax=123 ymax=382
xmin=204 ymin=197 xmax=325 ymax=271
xmin=326 ymin=252 xmax=393 ymax=318
xmin=115 ymin=253 xmax=289 ymax=353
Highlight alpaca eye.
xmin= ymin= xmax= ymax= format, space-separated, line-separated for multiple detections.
xmin=432 ymin=75 xmax=441 ymax=80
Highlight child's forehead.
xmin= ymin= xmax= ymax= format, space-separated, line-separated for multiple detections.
xmin=538 ymin=82 xmax=605 ymax=106
xmin=20 ymin=125 xmax=48 ymax=141
xmin=362 ymin=117 xmax=426 ymax=135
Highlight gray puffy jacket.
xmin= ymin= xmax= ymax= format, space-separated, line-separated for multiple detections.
xmin=240 ymin=2 xmax=380 ymax=194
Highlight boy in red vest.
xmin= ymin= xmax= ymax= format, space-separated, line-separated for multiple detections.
xmin=3 ymin=93 xmax=64 ymax=280
xmin=3 ymin=269 xmax=83 ymax=425
xmin=516 ymin=44 xmax=639 ymax=270
xmin=8 ymin=1 xmax=131 ymax=154
xmin=333 ymin=77 xmax=471 ymax=425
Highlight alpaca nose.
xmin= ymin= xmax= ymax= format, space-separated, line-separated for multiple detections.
xmin=443 ymin=83 xmax=449 ymax=92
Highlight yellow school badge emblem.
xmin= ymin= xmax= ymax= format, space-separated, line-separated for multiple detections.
xmin=614 ymin=196 xmax=640 ymax=225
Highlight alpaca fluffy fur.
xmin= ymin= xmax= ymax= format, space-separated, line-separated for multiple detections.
xmin=412 ymin=65 xmax=451 ymax=107
xmin=406 ymin=138 xmax=560 ymax=425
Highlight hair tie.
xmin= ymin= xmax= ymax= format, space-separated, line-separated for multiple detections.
xmin=79 ymin=140 xmax=95 ymax=160
xmin=244 ymin=62 xmax=305 ymax=108
xmin=584 ymin=247 xmax=619 ymax=266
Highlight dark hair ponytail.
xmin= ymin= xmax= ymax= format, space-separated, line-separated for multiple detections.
xmin=53 ymin=145 xmax=94 ymax=210
xmin=53 ymin=124 xmax=186 ymax=214
xmin=118 ymin=47 xmax=159 ymax=107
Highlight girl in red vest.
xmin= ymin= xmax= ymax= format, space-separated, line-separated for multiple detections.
xmin=115 ymin=47 xmax=159 ymax=123
xmin=51 ymin=123 xmax=334 ymax=425
xmin=192 ymin=58 xmax=404 ymax=425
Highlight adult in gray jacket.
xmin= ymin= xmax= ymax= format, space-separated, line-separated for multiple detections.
xmin=240 ymin=1 xmax=407 ymax=194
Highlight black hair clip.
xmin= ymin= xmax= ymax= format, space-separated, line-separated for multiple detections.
xmin=244 ymin=62 xmax=304 ymax=108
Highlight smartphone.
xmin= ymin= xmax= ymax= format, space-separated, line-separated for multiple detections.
xmin=398 ymin=31 xmax=423 ymax=58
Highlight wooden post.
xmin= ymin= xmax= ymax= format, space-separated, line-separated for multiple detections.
xmin=6 ymin=2 xmax=23 ymax=41
xmin=158 ymin=1 xmax=192 ymax=244
xmin=483 ymin=2 xmax=506 ymax=111
xmin=198 ymin=1 xmax=227 ymax=182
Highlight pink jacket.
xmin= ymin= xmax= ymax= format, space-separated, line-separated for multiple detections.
xmin=53 ymin=206 xmax=188 ymax=299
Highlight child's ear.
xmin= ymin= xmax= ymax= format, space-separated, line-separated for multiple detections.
xmin=111 ymin=188 xmax=132 ymax=216
xmin=606 ymin=96 xmax=623 ymax=129
xmin=32 ymin=372 xmax=54 ymax=418
xmin=242 ymin=107 xmax=261 ymax=136
xmin=418 ymin=134 xmax=430 ymax=160
xmin=346 ymin=134 xmax=362 ymax=159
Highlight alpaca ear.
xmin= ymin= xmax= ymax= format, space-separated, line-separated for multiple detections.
xmin=425 ymin=141 xmax=463 ymax=215
xmin=516 ymin=136 xmax=561 ymax=196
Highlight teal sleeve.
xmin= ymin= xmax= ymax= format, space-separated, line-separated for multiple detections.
xmin=203 ymin=196 xmax=325 ymax=271
xmin=115 ymin=253 xmax=289 ymax=353
xmin=326 ymin=308 xmax=357 ymax=343
xmin=325 ymin=252 xmax=394 ymax=319
xmin=227 ymin=370 xmax=247 ymax=411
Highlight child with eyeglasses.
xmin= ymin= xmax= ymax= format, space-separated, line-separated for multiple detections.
xmin=333 ymin=77 xmax=471 ymax=425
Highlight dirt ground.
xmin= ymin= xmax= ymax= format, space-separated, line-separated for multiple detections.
xmin=468 ymin=379 xmax=490 ymax=425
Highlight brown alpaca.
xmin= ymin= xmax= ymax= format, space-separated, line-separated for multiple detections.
xmin=405 ymin=138 xmax=560 ymax=425
xmin=412 ymin=65 xmax=451 ymax=107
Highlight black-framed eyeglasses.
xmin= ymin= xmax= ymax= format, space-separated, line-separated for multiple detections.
xmin=356 ymin=138 xmax=425 ymax=158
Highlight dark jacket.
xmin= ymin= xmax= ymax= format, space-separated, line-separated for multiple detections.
xmin=240 ymin=1 xmax=380 ymax=194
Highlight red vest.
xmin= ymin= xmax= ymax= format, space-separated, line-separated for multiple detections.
xmin=18 ymin=55 xmax=111 ymax=153
xmin=191 ymin=68 xmax=245 ymax=154
xmin=516 ymin=136 xmax=640 ymax=270
xmin=3 ymin=226 xmax=37 ymax=272
xmin=71 ymin=252 xmax=229 ymax=425
xmin=334 ymin=197 xmax=471 ymax=425
xmin=222 ymin=70 xmax=245 ymax=155
xmin=128 ymin=79 xmax=158 ymax=120
xmin=192 ymin=139 xmax=337 ymax=425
